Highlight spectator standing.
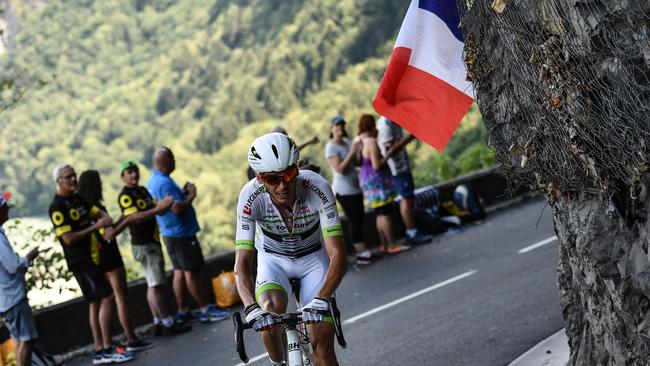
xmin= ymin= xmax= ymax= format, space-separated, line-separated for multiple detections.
xmin=48 ymin=164 xmax=134 ymax=364
xmin=112 ymin=161 xmax=192 ymax=336
xmin=325 ymin=115 xmax=375 ymax=265
xmin=77 ymin=170 xmax=153 ymax=352
xmin=0 ymin=192 xmax=39 ymax=366
xmin=357 ymin=115 xmax=411 ymax=254
xmin=146 ymin=147 xmax=229 ymax=323
xmin=377 ymin=116 xmax=432 ymax=245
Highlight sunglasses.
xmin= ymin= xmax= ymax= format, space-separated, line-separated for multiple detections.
xmin=258 ymin=165 xmax=299 ymax=185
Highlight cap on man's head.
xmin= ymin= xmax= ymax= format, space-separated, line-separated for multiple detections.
xmin=330 ymin=115 xmax=346 ymax=126
xmin=120 ymin=160 xmax=138 ymax=175
xmin=0 ymin=192 xmax=12 ymax=208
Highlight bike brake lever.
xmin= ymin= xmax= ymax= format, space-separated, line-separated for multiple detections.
xmin=329 ymin=298 xmax=347 ymax=348
xmin=233 ymin=312 xmax=250 ymax=363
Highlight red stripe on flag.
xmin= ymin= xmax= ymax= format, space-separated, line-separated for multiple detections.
xmin=373 ymin=48 xmax=473 ymax=151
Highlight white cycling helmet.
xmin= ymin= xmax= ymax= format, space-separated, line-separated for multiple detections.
xmin=248 ymin=132 xmax=300 ymax=173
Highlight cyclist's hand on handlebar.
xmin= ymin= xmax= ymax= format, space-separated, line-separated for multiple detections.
xmin=299 ymin=297 xmax=329 ymax=323
xmin=244 ymin=303 xmax=276 ymax=331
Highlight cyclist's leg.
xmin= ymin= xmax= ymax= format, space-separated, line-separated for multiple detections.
xmin=308 ymin=322 xmax=338 ymax=366
xmin=294 ymin=249 xmax=328 ymax=305
xmin=296 ymin=250 xmax=339 ymax=365
xmin=256 ymin=252 xmax=291 ymax=363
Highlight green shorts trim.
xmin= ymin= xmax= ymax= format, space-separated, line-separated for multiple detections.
xmin=255 ymin=282 xmax=287 ymax=301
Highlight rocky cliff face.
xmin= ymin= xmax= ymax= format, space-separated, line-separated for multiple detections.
xmin=461 ymin=0 xmax=650 ymax=364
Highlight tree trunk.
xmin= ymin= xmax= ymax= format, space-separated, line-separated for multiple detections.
xmin=461 ymin=0 xmax=650 ymax=364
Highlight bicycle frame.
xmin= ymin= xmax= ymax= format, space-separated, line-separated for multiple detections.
xmin=233 ymin=312 xmax=310 ymax=366
xmin=285 ymin=320 xmax=311 ymax=366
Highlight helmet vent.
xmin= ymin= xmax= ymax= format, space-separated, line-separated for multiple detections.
xmin=251 ymin=147 xmax=261 ymax=159
xmin=271 ymin=145 xmax=279 ymax=159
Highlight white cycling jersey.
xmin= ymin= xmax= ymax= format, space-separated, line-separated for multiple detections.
xmin=235 ymin=170 xmax=342 ymax=257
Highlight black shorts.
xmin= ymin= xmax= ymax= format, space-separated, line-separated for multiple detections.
xmin=73 ymin=266 xmax=113 ymax=303
xmin=100 ymin=241 xmax=124 ymax=272
xmin=162 ymin=235 xmax=205 ymax=271
xmin=374 ymin=202 xmax=395 ymax=216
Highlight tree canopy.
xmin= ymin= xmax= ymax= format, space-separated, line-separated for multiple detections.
xmin=0 ymin=0 xmax=491 ymax=256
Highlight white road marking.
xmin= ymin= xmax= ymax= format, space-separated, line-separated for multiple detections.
xmin=343 ymin=269 xmax=477 ymax=324
xmin=518 ymin=236 xmax=557 ymax=254
xmin=233 ymin=270 xmax=477 ymax=366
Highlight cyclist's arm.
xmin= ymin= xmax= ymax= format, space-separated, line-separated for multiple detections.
xmin=311 ymin=172 xmax=348 ymax=298
xmin=234 ymin=182 xmax=261 ymax=307
xmin=234 ymin=249 xmax=257 ymax=307
xmin=317 ymin=234 xmax=347 ymax=299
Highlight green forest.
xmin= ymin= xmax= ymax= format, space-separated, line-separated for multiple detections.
xmin=0 ymin=0 xmax=493 ymax=258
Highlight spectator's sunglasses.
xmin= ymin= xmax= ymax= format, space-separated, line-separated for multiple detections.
xmin=258 ymin=164 xmax=299 ymax=185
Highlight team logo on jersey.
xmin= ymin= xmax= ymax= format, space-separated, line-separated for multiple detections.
xmin=242 ymin=224 xmax=250 ymax=230
xmin=327 ymin=212 xmax=335 ymax=219
xmin=51 ymin=211 xmax=65 ymax=226
xmin=120 ymin=195 xmax=133 ymax=208
xmin=69 ymin=208 xmax=80 ymax=221
xmin=243 ymin=186 xmax=265 ymax=216
xmin=301 ymin=180 xmax=329 ymax=204
xmin=136 ymin=199 xmax=147 ymax=209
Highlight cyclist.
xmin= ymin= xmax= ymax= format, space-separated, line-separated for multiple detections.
xmin=234 ymin=133 xmax=348 ymax=366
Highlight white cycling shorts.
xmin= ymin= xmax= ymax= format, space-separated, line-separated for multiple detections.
xmin=255 ymin=247 xmax=329 ymax=306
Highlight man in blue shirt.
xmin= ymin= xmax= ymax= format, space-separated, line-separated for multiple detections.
xmin=147 ymin=147 xmax=228 ymax=323
xmin=0 ymin=192 xmax=39 ymax=366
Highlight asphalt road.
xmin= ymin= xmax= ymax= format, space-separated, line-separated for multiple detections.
xmin=69 ymin=197 xmax=563 ymax=366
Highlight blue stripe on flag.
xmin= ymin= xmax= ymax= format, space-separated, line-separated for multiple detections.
xmin=418 ymin=0 xmax=464 ymax=42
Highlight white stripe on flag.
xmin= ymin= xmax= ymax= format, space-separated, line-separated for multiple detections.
xmin=394 ymin=3 xmax=474 ymax=99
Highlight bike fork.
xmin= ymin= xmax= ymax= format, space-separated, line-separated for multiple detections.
xmin=286 ymin=327 xmax=304 ymax=366
xmin=285 ymin=326 xmax=313 ymax=366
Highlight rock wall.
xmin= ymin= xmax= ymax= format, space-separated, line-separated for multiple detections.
xmin=554 ymin=190 xmax=650 ymax=365
xmin=461 ymin=0 xmax=650 ymax=364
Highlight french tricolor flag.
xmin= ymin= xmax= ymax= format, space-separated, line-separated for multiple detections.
xmin=373 ymin=0 xmax=475 ymax=151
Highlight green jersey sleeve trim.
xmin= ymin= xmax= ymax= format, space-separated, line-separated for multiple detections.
xmin=235 ymin=240 xmax=255 ymax=251
xmin=322 ymin=224 xmax=343 ymax=238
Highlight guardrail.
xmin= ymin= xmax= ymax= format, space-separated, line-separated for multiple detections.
xmin=0 ymin=166 xmax=530 ymax=355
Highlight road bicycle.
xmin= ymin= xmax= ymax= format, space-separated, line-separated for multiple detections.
xmin=233 ymin=290 xmax=346 ymax=365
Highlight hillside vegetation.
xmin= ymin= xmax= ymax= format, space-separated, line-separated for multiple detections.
xmin=0 ymin=0 xmax=492 ymax=256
